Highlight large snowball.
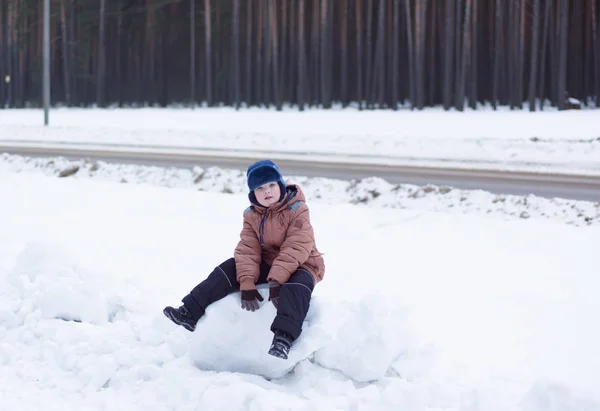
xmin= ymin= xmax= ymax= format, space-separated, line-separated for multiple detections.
xmin=189 ymin=286 xmax=328 ymax=380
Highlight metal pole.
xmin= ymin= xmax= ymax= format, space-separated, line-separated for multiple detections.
xmin=190 ymin=0 xmax=195 ymax=109
xmin=43 ymin=0 xmax=50 ymax=125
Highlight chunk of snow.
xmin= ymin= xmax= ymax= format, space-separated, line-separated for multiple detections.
xmin=313 ymin=293 xmax=416 ymax=382
xmin=7 ymin=242 xmax=121 ymax=325
xmin=189 ymin=286 xmax=329 ymax=379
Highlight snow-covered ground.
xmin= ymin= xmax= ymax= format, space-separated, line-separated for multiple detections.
xmin=1 ymin=107 xmax=599 ymax=175
xmin=1 ymin=153 xmax=599 ymax=227
xmin=1 ymin=158 xmax=600 ymax=410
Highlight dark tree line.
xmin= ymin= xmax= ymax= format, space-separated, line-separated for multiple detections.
xmin=1 ymin=0 xmax=599 ymax=111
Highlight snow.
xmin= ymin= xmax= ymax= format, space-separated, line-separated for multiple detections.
xmin=2 ymin=152 xmax=598 ymax=227
xmin=190 ymin=286 xmax=329 ymax=380
xmin=1 ymin=166 xmax=600 ymax=410
xmin=1 ymin=107 xmax=599 ymax=175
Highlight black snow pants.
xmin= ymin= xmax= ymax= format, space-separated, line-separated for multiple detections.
xmin=181 ymin=258 xmax=315 ymax=341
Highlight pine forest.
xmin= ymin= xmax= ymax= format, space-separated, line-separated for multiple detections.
xmin=0 ymin=0 xmax=599 ymax=111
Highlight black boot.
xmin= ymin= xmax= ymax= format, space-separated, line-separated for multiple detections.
xmin=163 ymin=305 xmax=197 ymax=332
xmin=268 ymin=330 xmax=293 ymax=360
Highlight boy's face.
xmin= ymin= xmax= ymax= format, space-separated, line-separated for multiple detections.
xmin=254 ymin=181 xmax=281 ymax=207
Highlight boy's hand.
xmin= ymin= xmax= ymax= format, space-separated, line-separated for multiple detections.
xmin=268 ymin=281 xmax=281 ymax=309
xmin=241 ymin=289 xmax=264 ymax=311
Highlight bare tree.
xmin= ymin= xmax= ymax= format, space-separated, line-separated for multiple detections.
xmin=269 ymin=0 xmax=281 ymax=109
xmin=457 ymin=0 xmax=472 ymax=111
xmin=556 ymin=0 xmax=568 ymax=109
xmin=443 ymin=0 xmax=455 ymax=109
xmin=232 ymin=0 xmax=240 ymax=108
xmin=340 ymin=0 xmax=349 ymax=106
xmin=204 ymin=0 xmax=212 ymax=106
xmin=589 ymin=0 xmax=600 ymax=107
xmin=355 ymin=0 xmax=364 ymax=109
xmin=96 ymin=0 xmax=106 ymax=106
xmin=415 ymin=0 xmax=428 ymax=109
xmin=60 ymin=0 xmax=72 ymax=105
xmin=528 ymin=0 xmax=540 ymax=111
xmin=405 ymin=0 xmax=415 ymax=109
xmin=246 ymin=0 xmax=253 ymax=105
xmin=298 ymin=0 xmax=306 ymax=110
xmin=492 ymin=0 xmax=503 ymax=109
xmin=190 ymin=0 xmax=196 ymax=106
xmin=392 ymin=0 xmax=400 ymax=109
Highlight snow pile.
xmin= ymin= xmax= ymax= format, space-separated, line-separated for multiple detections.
xmin=190 ymin=290 xmax=416 ymax=381
xmin=313 ymin=293 xmax=415 ymax=382
xmin=0 ymin=242 xmax=148 ymax=394
xmin=5 ymin=242 xmax=124 ymax=325
xmin=2 ymin=152 xmax=598 ymax=227
xmin=1 ymin=171 xmax=600 ymax=410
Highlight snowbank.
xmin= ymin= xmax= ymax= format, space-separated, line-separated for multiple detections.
xmin=1 ymin=152 xmax=598 ymax=227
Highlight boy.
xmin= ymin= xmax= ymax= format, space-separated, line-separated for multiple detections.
xmin=163 ymin=160 xmax=325 ymax=359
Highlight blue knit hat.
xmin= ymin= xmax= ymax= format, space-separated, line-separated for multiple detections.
xmin=246 ymin=160 xmax=286 ymax=200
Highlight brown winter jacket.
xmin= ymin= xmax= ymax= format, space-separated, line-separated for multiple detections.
xmin=234 ymin=185 xmax=325 ymax=290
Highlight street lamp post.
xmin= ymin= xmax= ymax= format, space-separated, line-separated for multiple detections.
xmin=43 ymin=0 xmax=50 ymax=125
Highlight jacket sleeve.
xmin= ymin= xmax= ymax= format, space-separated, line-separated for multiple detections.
xmin=267 ymin=205 xmax=314 ymax=284
xmin=234 ymin=215 xmax=262 ymax=290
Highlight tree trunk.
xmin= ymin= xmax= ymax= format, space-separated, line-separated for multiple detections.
xmin=528 ymin=0 xmax=540 ymax=111
xmin=443 ymin=0 xmax=454 ymax=109
xmin=591 ymin=0 xmax=599 ymax=105
xmin=469 ymin=0 xmax=478 ymax=108
xmin=60 ymin=0 xmax=71 ymax=105
xmin=320 ymin=0 xmax=328 ymax=107
xmin=6 ymin=0 xmax=13 ymax=107
xmin=356 ymin=0 xmax=364 ymax=109
xmin=246 ymin=0 xmax=253 ymax=105
xmin=297 ymin=0 xmax=306 ymax=110
xmin=340 ymin=0 xmax=349 ymax=106
xmin=374 ymin=0 xmax=386 ymax=107
xmin=538 ymin=0 xmax=552 ymax=110
xmin=365 ymin=0 xmax=373 ymax=107
xmin=262 ymin=0 xmax=270 ymax=106
xmin=269 ymin=0 xmax=280 ymax=109
xmin=415 ymin=0 xmax=428 ymax=109
xmin=517 ymin=0 xmax=525 ymax=109
xmin=392 ymin=0 xmax=399 ymax=109
xmin=69 ymin=0 xmax=77 ymax=104
xmin=557 ymin=0 xmax=568 ymax=109
xmin=255 ymin=0 xmax=263 ymax=104
xmin=0 ymin=1 xmax=5 ymax=107
xmin=204 ymin=0 xmax=212 ymax=106
xmin=310 ymin=0 xmax=320 ymax=104
xmin=190 ymin=0 xmax=196 ymax=106
xmin=457 ymin=0 xmax=472 ymax=111
xmin=492 ymin=0 xmax=503 ymax=109
xmin=280 ymin=0 xmax=288 ymax=104
xmin=233 ymin=0 xmax=240 ymax=108
xmin=96 ymin=0 xmax=106 ymax=106
xmin=405 ymin=0 xmax=415 ymax=109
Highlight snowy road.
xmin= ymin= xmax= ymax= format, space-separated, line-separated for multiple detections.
xmin=1 ymin=142 xmax=599 ymax=201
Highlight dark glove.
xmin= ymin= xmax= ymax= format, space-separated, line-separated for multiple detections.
xmin=241 ymin=289 xmax=264 ymax=311
xmin=268 ymin=281 xmax=281 ymax=309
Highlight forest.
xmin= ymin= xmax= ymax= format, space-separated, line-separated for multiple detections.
xmin=1 ymin=0 xmax=599 ymax=111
